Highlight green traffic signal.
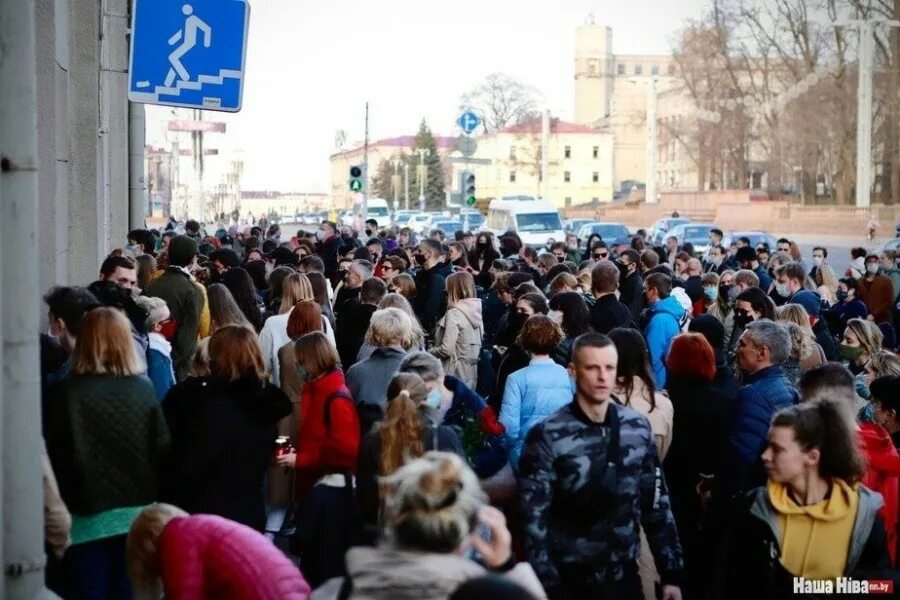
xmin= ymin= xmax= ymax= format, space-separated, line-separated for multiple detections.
xmin=349 ymin=179 xmax=362 ymax=192
xmin=466 ymin=195 xmax=477 ymax=206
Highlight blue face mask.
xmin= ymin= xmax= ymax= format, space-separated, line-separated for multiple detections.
xmin=704 ymin=287 xmax=718 ymax=301
xmin=424 ymin=389 xmax=442 ymax=409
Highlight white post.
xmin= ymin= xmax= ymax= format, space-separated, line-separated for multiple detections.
xmin=541 ymin=109 xmax=550 ymax=200
xmin=362 ymin=101 xmax=369 ymax=224
xmin=856 ymin=20 xmax=874 ymax=208
xmin=403 ymin=163 xmax=410 ymax=211
xmin=0 ymin=0 xmax=51 ymax=595
xmin=391 ymin=157 xmax=402 ymax=211
xmin=129 ymin=102 xmax=147 ymax=229
xmin=646 ymin=77 xmax=659 ymax=204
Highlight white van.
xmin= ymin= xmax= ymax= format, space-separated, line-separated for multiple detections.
xmin=487 ymin=198 xmax=565 ymax=247
xmin=362 ymin=198 xmax=391 ymax=228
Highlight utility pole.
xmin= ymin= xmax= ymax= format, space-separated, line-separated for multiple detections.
xmin=362 ymin=102 xmax=369 ymax=224
xmin=646 ymin=76 xmax=659 ymax=205
xmin=540 ymin=109 xmax=550 ymax=200
xmin=0 ymin=0 xmax=50 ymax=595
xmin=391 ymin=157 xmax=402 ymax=211
xmin=415 ymin=148 xmax=430 ymax=208
xmin=843 ymin=18 xmax=900 ymax=208
xmin=404 ymin=163 xmax=410 ymax=211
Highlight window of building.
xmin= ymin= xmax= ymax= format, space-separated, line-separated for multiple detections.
xmin=564 ymin=146 xmax=571 ymax=159
xmin=651 ymin=64 xmax=659 ymax=75
xmin=634 ymin=64 xmax=643 ymax=76
xmin=509 ymin=170 xmax=516 ymax=183
xmin=565 ymin=197 xmax=573 ymax=207
xmin=592 ymin=197 xmax=600 ymax=203
xmin=589 ymin=63 xmax=596 ymax=74
xmin=592 ymin=146 xmax=599 ymax=159
xmin=617 ymin=63 xmax=625 ymax=75
xmin=564 ymin=171 xmax=571 ymax=183
xmin=668 ymin=63 xmax=676 ymax=76
xmin=592 ymin=172 xmax=599 ymax=183
xmin=509 ymin=145 xmax=516 ymax=160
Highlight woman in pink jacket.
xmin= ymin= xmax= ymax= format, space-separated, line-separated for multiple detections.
xmin=128 ymin=503 xmax=310 ymax=600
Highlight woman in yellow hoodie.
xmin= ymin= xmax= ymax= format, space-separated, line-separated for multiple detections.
xmin=719 ymin=398 xmax=893 ymax=598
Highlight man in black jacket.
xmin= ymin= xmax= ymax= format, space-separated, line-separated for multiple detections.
xmin=316 ymin=221 xmax=342 ymax=285
xmin=792 ymin=290 xmax=840 ymax=361
xmin=616 ymin=249 xmax=644 ymax=320
xmin=589 ymin=260 xmax=635 ymax=334
xmin=414 ymin=239 xmax=453 ymax=332
xmin=336 ymin=277 xmax=386 ymax=369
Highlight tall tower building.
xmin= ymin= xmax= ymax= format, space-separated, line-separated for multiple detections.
xmin=574 ymin=16 xmax=614 ymax=124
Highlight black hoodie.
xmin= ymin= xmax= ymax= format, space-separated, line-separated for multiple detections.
xmin=161 ymin=377 xmax=291 ymax=531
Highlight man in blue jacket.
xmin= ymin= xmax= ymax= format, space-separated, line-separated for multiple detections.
xmin=726 ymin=319 xmax=798 ymax=496
xmin=642 ymin=273 xmax=685 ymax=388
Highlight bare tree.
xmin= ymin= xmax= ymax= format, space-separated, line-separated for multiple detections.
xmin=459 ymin=73 xmax=543 ymax=132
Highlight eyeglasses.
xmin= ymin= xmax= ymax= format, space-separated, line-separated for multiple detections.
xmin=593 ymin=252 xmax=608 ymax=259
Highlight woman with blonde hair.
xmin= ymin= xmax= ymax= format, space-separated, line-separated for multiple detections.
xmin=161 ymin=326 xmax=291 ymax=531
xmin=317 ymin=452 xmax=544 ymax=599
xmin=775 ymin=303 xmax=826 ymax=382
xmin=46 ymin=307 xmax=170 ymax=599
xmin=377 ymin=293 xmax=425 ymax=350
xmin=356 ymin=373 xmax=464 ymax=537
xmin=815 ymin=264 xmax=839 ymax=305
xmin=127 ymin=503 xmax=311 ymax=600
xmin=347 ymin=308 xmax=414 ymax=412
xmin=259 ymin=272 xmax=334 ymax=385
xmin=841 ymin=317 xmax=884 ymax=375
xmin=431 ymin=271 xmax=483 ymax=388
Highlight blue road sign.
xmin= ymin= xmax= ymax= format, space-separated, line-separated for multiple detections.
xmin=128 ymin=0 xmax=250 ymax=112
xmin=457 ymin=111 xmax=481 ymax=134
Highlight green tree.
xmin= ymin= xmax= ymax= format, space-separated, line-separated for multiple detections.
xmin=408 ymin=119 xmax=446 ymax=212
xmin=370 ymin=158 xmax=395 ymax=208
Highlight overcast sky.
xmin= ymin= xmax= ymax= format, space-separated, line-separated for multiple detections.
xmin=146 ymin=0 xmax=708 ymax=192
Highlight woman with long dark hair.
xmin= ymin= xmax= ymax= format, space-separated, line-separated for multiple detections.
xmin=469 ymin=231 xmax=501 ymax=287
xmin=206 ymin=283 xmax=253 ymax=334
xmin=547 ymin=291 xmax=591 ymax=366
xmin=607 ymin=328 xmax=673 ymax=458
xmin=221 ymin=267 xmax=265 ymax=332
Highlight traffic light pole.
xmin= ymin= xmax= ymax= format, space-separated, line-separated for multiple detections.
xmin=362 ymin=101 xmax=369 ymax=226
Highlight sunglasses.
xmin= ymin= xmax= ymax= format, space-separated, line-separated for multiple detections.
xmin=593 ymin=252 xmax=608 ymax=259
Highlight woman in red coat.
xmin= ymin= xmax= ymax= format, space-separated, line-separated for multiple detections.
xmin=127 ymin=503 xmax=311 ymax=600
xmin=276 ymin=332 xmax=361 ymax=500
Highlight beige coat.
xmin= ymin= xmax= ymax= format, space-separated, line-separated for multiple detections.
xmin=613 ymin=376 xmax=673 ymax=460
xmin=430 ymin=299 xmax=483 ymax=389
xmin=43 ymin=444 xmax=71 ymax=558
xmin=267 ymin=341 xmax=303 ymax=507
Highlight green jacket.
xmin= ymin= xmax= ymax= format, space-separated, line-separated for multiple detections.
xmin=884 ymin=267 xmax=900 ymax=304
xmin=46 ymin=374 xmax=170 ymax=516
xmin=144 ymin=267 xmax=202 ymax=381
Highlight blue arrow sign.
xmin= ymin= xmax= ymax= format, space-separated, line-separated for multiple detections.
xmin=457 ymin=111 xmax=481 ymax=134
xmin=128 ymin=0 xmax=250 ymax=112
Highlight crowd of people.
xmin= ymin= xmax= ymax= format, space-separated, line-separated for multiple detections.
xmin=38 ymin=215 xmax=900 ymax=599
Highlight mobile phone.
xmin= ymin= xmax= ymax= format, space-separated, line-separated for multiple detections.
xmin=465 ymin=521 xmax=492 ymax=561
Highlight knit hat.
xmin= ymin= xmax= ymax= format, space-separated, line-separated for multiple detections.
xmin=791 ymin=290 xmax=822 ymax=318
xmin=168 ymin=234 xmax=199 ymax=267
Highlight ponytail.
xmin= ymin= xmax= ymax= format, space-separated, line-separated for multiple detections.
xmin=772 ymin=397 xmax=865 ymax=482
xmin=379 ymin=374 xmax=428 ymax=477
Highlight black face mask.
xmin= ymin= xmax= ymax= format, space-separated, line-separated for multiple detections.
xmin=719 ymin=283 xmax=733 ymax=300
xmin=617 ymin=261 xmax=631 ymax=280
xmin=365 ymin=228 xmax=373 ymax=237
xmin=414 ymin=253 xmax=427 ymax=266
xmin=836 ymin=289 xmax=848 ymax=302
xmin=733 ymin=312 xmax=753 ymax=329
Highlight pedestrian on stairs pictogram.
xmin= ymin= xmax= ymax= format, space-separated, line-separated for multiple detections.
xmin=128 ymin=0 xmax=250 ymax=112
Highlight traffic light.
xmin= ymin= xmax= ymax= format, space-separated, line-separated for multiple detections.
xmin=464 ymin=172 xmax=476 ymax=206
xmin=349 ymin=165 xmax=363 ymax=192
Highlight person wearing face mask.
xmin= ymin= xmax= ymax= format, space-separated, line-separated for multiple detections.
xmin=413 ymin=239 xmax=453 ymax=332
xmin=315 ymin=221 xmax=342 ymax=285
xmin=398 ymin=351 xmax=507 ymax=480
xmin=770 ymin=261 xmax=805 ymax=307
xmin=135 ymin=296 xmax=176 ymax=401
xmin=275 ymin=332 xmax=360 ymax=504
xmin=856 ymin=254 xmax=894 ymax=324
xmin=840 ymin=317 xmax=884 ymax=379
xmin=704 ymin=244 xmax=729 ymax=275
xmin=832 ymin=277 xmax=869 ymax=332
xmin=809 ymin=246 xmax=827 ymax=280
xmin=564 ymin=234 xmax=582 ymax=263
xmin=847 ymin=247 xmax=867 ymax=280
xmin=616 ymin=249 xmax=644 ymax=319
xmin=364 ymin=219 xmax=378 ymax=239
xmin=548 ymin=292 xmax=592 ymax=367
xmin=706 ymin=270 xmax=737 ymax=347
xmin=355 ymin=373 xmax=464 ymax=538
xmin=493 ymin=292 xmax=548 ymax=413
xmin=730 ymin=287 xmax=777 ymax=352
xmin=735 ymin=246 xmax=772 ymax=291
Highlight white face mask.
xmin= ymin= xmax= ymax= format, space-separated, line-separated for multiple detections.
xmin=866 ymin=263 xmax=880 ymax=275
xmin=813 ymin=256 xmax=824 ymax=267
xmin=547 ymin=310 xmax=564 ymax=325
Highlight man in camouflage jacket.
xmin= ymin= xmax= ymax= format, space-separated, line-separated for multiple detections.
xmin=518 ymin=332 xmax=684 ymax=599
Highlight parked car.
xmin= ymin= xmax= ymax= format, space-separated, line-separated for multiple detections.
xmin=564 ymin=218 xmax=594 ymax=234
xmin=647 ymin=217 xmax=692 ymax=246
xmin=666 ymin=223 xmax=719 ymax=255
xmin=576 ymin=222 xmax=631 ymax=249
xmin=722 ymin=231 xmax=779 ymax=252
xmin=461 ymin=211 xmax=485 ymax=232
xmin=393 ymin=210 xmax=420 ymax=227
xmin=303 ymin=213 xmax=319 ymax=225
xmin=430 ymin=220 xmax=464 ymax=237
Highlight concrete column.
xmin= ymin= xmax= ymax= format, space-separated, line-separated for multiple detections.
xmin=1 ymin=0 xmax=53 ymax=595
xmin=67 ymin=0 xmax=105 ymax=285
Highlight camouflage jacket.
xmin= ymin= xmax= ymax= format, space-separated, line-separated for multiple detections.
xmin=518 ymin=400 xmax=684 ymax=590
